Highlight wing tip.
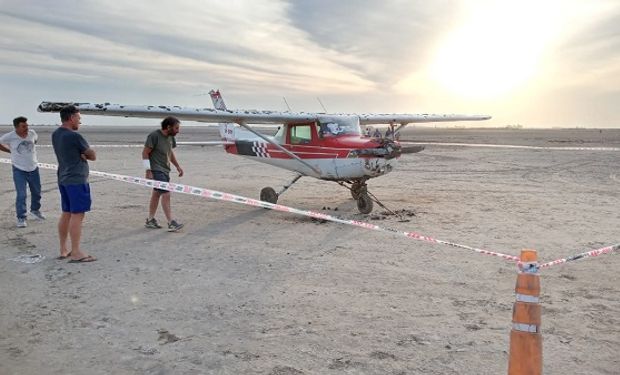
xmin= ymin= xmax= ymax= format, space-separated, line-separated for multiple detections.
xmin=37 ymin=101 xmax=74 ymax=113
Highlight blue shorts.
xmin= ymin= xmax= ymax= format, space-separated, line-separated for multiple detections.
xmin=152 ymin=170 xmax=170 ymax=193
xmin=59 ymin=184 xmax=91 ymax=213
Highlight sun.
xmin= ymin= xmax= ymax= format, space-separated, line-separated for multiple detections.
xmin=430 ymin=1 xmax=560 ymax=99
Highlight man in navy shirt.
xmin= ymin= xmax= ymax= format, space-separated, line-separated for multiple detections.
xmin=51 ymin=105 xmax=97 ymax=263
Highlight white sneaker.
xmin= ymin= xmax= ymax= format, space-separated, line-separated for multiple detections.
xmin=29 ymin=210 xmax=46 ymax=220
xmin=16 ymin=218 xmax=27 ymax=228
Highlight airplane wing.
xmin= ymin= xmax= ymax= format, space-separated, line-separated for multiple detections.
xmin=37 ymin=101 xmax=323 ymax=173
xmin=37 ymin=102 xmax=316 ymax=125
xmin=358 ymin=114 xmax=491 ymax=125
xmin=38 ymin=102 xmax=490 ymax=125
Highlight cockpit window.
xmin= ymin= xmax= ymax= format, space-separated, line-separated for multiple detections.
xmin=318 ymin=118 xmax=360 ymax=138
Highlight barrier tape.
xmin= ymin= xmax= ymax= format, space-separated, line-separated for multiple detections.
xmin=0 ymin=158 xmax=520 ymax=263
xmin=401 ymin=142 xmax=620 ymax=152
xmin=539 ymin=243 xmax=620 ymax=269
xmin=37 ymin=144 xmax=142 ymax=148
xmin=2 ymin=159 xmax=616 ymax=268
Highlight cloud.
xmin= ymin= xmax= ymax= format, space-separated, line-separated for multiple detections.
xmin=286 ymin=0 xmax=459 ymax=84
xmin=528 ymin=1 xmax=620 ymax=96
xmin=0 ymin=0 xmax=619 ymax=126
xmin=0 ymin=0 xmax=376 ymax=97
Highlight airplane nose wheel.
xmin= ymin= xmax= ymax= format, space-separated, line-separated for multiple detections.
xmin=340 ymin=180 xmax=399 ymax=215
xmin=260 ymin=187 xmax=278 ymax=204
xmin=356 ymin=193 xmax=373 ymax=214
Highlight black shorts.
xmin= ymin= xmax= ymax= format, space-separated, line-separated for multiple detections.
xmin=152 ymin=170 xmax=170 ymax=193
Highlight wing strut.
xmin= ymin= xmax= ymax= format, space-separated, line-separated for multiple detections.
xmin=393 ymin=122 xmax=409 ymax=136
xmin=237 ymin=122 xmax=321 ymax=176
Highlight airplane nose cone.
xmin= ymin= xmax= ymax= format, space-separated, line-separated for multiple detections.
xmin=381 ymin=141 xmax=401 ymax=159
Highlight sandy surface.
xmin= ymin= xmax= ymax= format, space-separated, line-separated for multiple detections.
xmin=0 ymin=126 xmax=619 ymax=374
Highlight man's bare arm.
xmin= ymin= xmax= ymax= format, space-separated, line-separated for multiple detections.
xmin=170 ymin=150 xmax=184 ymax=177
xmin=142 ymin=146 xmax=152 ymax=161
xmin=82 ymin=147 xmax=96 ymax=161
xmin=0 ymin=144 xmax=10 ymax=153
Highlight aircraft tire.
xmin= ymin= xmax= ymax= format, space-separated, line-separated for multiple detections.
xmin=357 ymin=194 xmax=373 ymax=214
xmin=260 ymin=187 xmax=278 ymax=204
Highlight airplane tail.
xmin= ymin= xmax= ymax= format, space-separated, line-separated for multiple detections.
xmin=210 ymin=89 xmax=259 ymax=143
xmin=209 ymin=89 xmax=227 ymax=110
xmin=210 ymin=89 xmax=234 ymax=142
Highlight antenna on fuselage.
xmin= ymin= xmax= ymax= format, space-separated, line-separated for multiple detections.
xmin=317 ymin=97 xmax=327 ymax=113
xmin=282 ymin=97 xmax=292 ymax=112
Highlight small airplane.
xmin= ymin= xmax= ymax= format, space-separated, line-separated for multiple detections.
xmin=38 ymin=91 xmax=490 ymax=213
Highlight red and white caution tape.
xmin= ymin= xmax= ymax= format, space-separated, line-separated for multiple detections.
xmin=539 ymin=243 xmax=620 ymax=269
xmin=37 ymin=144 xmax=142 ymax=148
xmin=2 ymin=159 xmax=617 ymax=268
xmin=401 ymin=142 xmax=620 ymax=152
xmin=1 ymin=158 xmax=520 ymax=263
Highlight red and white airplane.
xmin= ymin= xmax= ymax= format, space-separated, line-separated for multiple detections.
xmin=38 ymin=91 xmax=490 ymax=213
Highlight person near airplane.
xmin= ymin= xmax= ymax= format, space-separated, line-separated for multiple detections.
xmin=142 ymin=116 xmax=184 ymax=232
xmin=52 ymin=105 xmax=97 ymax=262
xmin=0 ymin=116 xmax=45 ymax=228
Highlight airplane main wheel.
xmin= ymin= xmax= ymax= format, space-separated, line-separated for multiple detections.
xmin=260 ymin=187 xmax=278 ymax=204
xmin=357 ymin=194 xmax=373 ymax=214
xmin=350 ymin=183 xmax=367 ymax=200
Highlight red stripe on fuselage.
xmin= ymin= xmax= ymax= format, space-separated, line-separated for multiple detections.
xmin=223 ymin=135 xmax=388 ymax=160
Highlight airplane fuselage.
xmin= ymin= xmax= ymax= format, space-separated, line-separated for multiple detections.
xmin=224 ymin=138 xmax=398 ymax=180
xmin=219 ymin=117 xmax=401 ymax=180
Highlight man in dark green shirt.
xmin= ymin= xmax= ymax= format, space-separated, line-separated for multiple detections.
xmin=142 ymin=116 xmax=184 ymax=232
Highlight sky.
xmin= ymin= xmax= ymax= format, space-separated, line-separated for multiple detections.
xmin=1 ymin=0 xmax=619 ymax=128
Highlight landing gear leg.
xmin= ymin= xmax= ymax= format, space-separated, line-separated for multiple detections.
xmin=339 ymin=179 xmax=375 ymax=214
xmin=350 ymin=181 xmax=373 ymax=214
xmin=260 ymin=174 xmax=303 ymax=204
xmin=339 ymin=179 xmax=398 ymax=215
xmin=350 ymin=181 xmax=367 ymax=200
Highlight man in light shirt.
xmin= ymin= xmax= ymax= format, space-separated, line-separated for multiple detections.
xmin=0 ymin=116 xmax=45 ymax=228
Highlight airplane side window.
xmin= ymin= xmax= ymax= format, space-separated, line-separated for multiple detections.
xmin=291 ymin=125 xmax=311 ymax=144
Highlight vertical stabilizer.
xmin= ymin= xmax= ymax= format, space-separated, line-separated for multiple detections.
xmin=210 ymin=89 xmax=233 ymax=141
xmin=209 ymin=89 xmax=227 ymax=110
xmin=210 ymin=89 xmax=258 ymax=143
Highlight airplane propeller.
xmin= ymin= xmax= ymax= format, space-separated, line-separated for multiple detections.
xmin=348 ymin=141 xmax=424 ymax=160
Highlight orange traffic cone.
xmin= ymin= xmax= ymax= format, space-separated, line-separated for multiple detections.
xmin=508 ymin=249 xmax=542 ymax=374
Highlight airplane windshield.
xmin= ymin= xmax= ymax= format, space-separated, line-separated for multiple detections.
xmin=318 ymin=117 xmax=360 ymax=138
